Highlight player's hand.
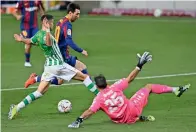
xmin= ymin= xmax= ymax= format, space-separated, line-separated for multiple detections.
xmin=82 ymin=50 xmax=88 ymax=57
xmin=137 ymin=52 xmax=152 ymax=70
xmin=14 ymin=34 xmax=22 ymax=42
xmin=16 ymin=15 xmax=22 ymax=20
xmin=68 ymin=121 xmax=80 ymax=128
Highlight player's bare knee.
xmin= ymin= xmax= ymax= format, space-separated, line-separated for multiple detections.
xmin=75 ymin=60 xmax=86 ymax=71
xmin=75 ymin=71 xmax=87 ymax=81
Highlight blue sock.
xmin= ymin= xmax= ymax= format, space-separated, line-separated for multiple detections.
xmin=81 ymin=69 xmax=88 ymax=75
xmin=25 ymin=53 xmax=30 ymax=62
xmin=36 ymin=76 xmax=41 ymax=82
xmin=51 ymin=77 xmax=59 ymax=85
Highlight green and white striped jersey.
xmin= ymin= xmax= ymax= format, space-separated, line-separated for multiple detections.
xmin=31 ymin=30 xmax=64 ymax=66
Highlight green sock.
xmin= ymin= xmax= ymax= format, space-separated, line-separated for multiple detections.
xmin=16 ymin=91 xmax=42 ymax=111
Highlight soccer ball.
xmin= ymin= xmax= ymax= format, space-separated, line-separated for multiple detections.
xmin=153 ymin=9 xmax=162 ymax=17
xmin=57 ymin=99 xmax=72 ymax=113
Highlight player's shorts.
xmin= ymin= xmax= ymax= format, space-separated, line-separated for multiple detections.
xmin=41 ymin=63 xmax=79 ymax=82
xmin=129 ymin=88 xmax=150 ymax=115
xmin=20 ymin=27 xmax=39 ymax=38
xmin=67 ymin=56 xmax=77 ymax=67
xmin=124 ymin=88 xmax=150 ymax=124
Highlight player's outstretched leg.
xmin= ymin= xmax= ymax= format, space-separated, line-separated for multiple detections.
xmin=75 ymin=60 xmax=89 ymax=75
xmin=25 ymin=74 xmax=64 ymax=88
xmin=73 ymin=71 xmax=99 ymax=95
xmin=8 ymin=81 xmax=50 ymax=120
xmin=25 ymin=60 xmax=91 ymax=88
xmin=146 ymin=84 xmax=190 ymax=97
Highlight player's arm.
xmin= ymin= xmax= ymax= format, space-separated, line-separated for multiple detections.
xmin=126 ymin=52 xmax=152 ymax=83
xmin=65 ymin=25 xmax=88 ymax=56
xmin=67 ymin=109 xmax=95 ymax=129
xmin=14 ymin=34 xmax=31 ymax=44
xmin=38 ymin=1 xmax=45 ymax=16
xmin=68 ymin=98 xmax=100 ymax=128
xmin=13 ymin=1 xmax=22 ymax=20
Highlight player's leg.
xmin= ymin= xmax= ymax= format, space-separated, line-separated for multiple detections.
xmin=8 ymin=66 xmax=57 ymax=120
xmin=73 ymin=71 xmax=99 ymax=95
xmin=146 ymin=83 xmax=190 ymax=97
xmin=21 ymin=30 xmax=32 ymax=67
xmin=129 ymin=83 xmax=190 ymax=123
xmin=25 ymin=56 xmax=88 ymax=87
xmin=8 ymin=80 xmax=50 ymax=120
xmin=67 ymin=56 xmax=88 ymax=74
xmin=60 ymin=63 xmax=99 ymax=95
xmin=75 ymin=60 xmax=89 ymax=74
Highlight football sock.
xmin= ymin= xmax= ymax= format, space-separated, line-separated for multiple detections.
xmin=25 ymin=53 xmax=30 ymax=62
xmin=83 ymin=76 xmax=99 ymax=95
xmin=16 ymin=91 xmax=42 ymax=112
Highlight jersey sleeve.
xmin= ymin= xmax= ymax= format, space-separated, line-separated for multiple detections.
xmin=89 ymin=97 xmax=101 ymax=113
xmin=64 ymin=23 xmax=83 ymax=52
xmin=15 ymin=0 xmax=22 ymax=10
xmin=112 ymin=78 xmax=129 ymax=91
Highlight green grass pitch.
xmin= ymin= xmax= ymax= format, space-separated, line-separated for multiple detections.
xmin=1 ymin=12 xmax=196 ymax=132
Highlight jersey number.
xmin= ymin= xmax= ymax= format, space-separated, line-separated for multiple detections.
xmin=104 ymin=92 xmax=124 ymax=113
xmin=54 ymin=26 xmax=60 ymax=43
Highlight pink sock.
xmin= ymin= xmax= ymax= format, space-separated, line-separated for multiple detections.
xmin=151 ymin=84 xmax=173 ymax=94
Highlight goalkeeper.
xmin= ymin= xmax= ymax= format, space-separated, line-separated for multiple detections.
xmin=68 ymin=52 xmax=190 ymax=128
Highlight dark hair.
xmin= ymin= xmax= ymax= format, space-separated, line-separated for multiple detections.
xmin=94 ymin=74 xmax=107 ymax=89
xmin=41 ymin=14 xmax=54 ymax=21
xmin=67 ymin=3 xmax=80 ymax=14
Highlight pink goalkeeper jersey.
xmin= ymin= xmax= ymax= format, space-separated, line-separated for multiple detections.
xmin=90 ymin=78 xmax=138 ymax=123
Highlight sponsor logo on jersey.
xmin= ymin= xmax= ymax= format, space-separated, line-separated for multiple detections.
xmin=25 ymin=7 xmax=38 ymax=12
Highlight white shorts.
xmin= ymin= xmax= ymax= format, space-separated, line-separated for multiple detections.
xmin=41 ymin=63 xmax=79 ymax=82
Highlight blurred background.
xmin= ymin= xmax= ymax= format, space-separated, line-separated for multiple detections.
xmin=1 ymin=0 xmax=196 ymax=17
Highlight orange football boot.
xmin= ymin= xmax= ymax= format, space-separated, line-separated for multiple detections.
xmin=24 ymin=73 xmax=37 ymax=88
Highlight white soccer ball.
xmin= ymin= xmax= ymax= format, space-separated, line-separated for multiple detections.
xmin=153 ymin=9 xmax=162 ymax=17
xmin=57 ymin=99 xmax=72 ymax=113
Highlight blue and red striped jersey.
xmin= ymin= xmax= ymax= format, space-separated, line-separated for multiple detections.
xmin=55 ymin=16 xmax=83 ymax=59
xmin=16 ymin=0 xmax=42 ymax=30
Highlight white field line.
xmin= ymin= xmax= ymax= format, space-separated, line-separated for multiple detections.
xmin=1 ymin=72 xmax=196 ymax=92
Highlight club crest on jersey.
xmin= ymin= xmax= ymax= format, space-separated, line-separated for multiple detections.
xmin=67 ymin=29 xmax=71 ymax=36
xmin=21 ymin=30 xmax=28 ymax=37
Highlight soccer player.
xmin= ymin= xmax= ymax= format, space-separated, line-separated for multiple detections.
xmin=68 ymin=52 xmax=190 ymax=128
xmin=12 ymin=0 xmax=45 ymax=67
xmin=24 ymin=3 xmax=95 ymax=92
xmin=8 ymin=14 xmax=98 ymax=120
